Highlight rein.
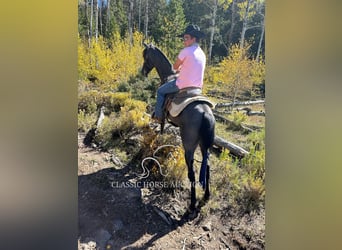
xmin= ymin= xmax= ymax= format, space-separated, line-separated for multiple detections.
xmin=161 ymin=73 xmax=179 ymax=85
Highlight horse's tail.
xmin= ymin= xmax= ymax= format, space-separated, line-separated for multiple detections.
xmin=200 ymin=109 xmax=215 ymax=148
xmin=199 ymin=108 xmax=215 ymax=188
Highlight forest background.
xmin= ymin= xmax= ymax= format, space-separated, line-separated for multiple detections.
xmin=78 ymin=0 xmax=265 ymax=92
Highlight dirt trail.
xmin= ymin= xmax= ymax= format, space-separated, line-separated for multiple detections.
xmin=78 ymin=133 xmax=264 ymax=250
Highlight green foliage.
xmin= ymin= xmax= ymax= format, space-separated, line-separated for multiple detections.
xmin=78 ymin=90 xmax=131 ymax=113
xmin=138 ymin=130 xmax=187 ymax=190
xmin=239 ymin=129 xmax=265 ymax=212
xmin=119 ymin=98 xmax=150 ymax=130
xmin=206 ymin=43 xmax=265 ymax=100
xmin=78 ymin=109 xmax=97 ymax=132
xmin=242 ymin=128 xmax=265 ymax=179
xmin=228 ymin=111 xmax=248 ymax=127
xmin=118 ymin=75 xmax=160 ymax=104
xmin=94 ymin=98 xmax=150 ymax=150
xmin=78 ymin=0 xmax=265 ymax=60
xmin=155 ymin=0 xmax=187 ymax=61
xmin=78 ymin=32 xmax=144 ymax=88
xmin=209 ymin=128 xmax=265 ymax=213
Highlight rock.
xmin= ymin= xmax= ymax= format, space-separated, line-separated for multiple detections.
xmin=78 ymin=240 xmax=97 ymax=250
xmin=111 ymin=155 xmax=124 ymax=168
xmin=202 ymin=221 xmax=212 ymax=231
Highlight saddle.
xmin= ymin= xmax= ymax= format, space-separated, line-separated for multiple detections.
xmin=164 ymin=87 xmax=215 ymax=118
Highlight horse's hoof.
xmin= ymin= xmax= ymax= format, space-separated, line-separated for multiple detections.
xmin=198 ymin=198 xmax=209 ymax=208
xmin=204 ymin=193 xmax=210 ymax=201
xmin=184 ymin=207 xmax=199 ymax=221
xmin=187 ymin=209 xmax=199 ymax=220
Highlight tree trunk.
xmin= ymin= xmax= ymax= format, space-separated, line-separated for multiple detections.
xmin=144 ymin=0 xmax=149 ymax=38
xmin=239 ymin=0 xmax=252 ymax=48
xmin=95 ymin=0 xmax=99 ymax=42
xmin=256 ymin=15 xmax=264 ymax=61
xmin=89 ymin=0 xmax=94 ymax=45
xmin=138 ymin=0 xmax=142 ymax=32
xmin=227 ymin=0 xmax=237 ymax=49
xmin=106 ymin=0 xmax=111 ymax=36
xmin=208 ymin=0 xmax=217 ymax=65
xmin=99 ymin=1 xmax=103 ymax=36
xmin=128 ymin=0 xmax=134 ymax=45
xmin=85 ymin=0 xmax=90 ymax=47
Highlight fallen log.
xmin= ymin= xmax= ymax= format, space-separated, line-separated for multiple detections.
xmin=213 ymin=136 xmax=249 ymax=158
xmin=213 ymin=113 xmax=255 ymax=133
xmin=246 ymin=110 xmax=265 ymax=116
xmin=215 ymin=108 xmax=265 ymax=117
xmin=215 ymin=100 xmax=265 ymax=109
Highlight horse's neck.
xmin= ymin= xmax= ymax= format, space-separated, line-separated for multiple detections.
xmin=155 ymin=67 xmax=174 ymax=82
xmin=154 ymin=51 xmax=175 ymax=82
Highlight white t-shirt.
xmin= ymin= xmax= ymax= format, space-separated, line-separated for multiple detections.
xmin=176 ymin=43 xmax=206 ymax=89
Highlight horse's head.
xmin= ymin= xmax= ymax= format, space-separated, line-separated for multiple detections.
xmin=141 ymin=43 xmax=175 ymax=82
xmin=141 ymin=43 xmax=155 ymax=77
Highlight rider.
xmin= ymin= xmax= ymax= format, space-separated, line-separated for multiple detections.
xmin=152 ymin=24 xmax=206 ymax=123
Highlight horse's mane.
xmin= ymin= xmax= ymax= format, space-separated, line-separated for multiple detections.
xmin=143 ymin=43 xmax=176 ymax=80
xmin=153 ymin=46 xmax=172 ymax=67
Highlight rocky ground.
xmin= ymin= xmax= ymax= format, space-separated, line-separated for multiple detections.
xmin=78 ymin=132 xmax=265 ymax=250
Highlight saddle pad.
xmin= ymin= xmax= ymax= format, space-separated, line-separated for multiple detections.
xmin=169 ymin=96 xmax=215 ymax=117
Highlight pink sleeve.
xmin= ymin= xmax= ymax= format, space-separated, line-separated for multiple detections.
xmin=178 ymin=48 xmax=188 ymax=61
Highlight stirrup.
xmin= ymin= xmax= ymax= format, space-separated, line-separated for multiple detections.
xmin=151 ymin=111 xmax=163 ymax=124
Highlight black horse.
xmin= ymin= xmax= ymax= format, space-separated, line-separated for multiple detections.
xmin=141 ymin=43 xmax=215 ymax=213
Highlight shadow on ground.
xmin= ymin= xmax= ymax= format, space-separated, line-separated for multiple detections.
xmin=78 ymin=164 xmax=195 ymax=250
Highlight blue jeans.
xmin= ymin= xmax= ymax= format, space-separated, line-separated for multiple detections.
xmin=155 ymin=79 xmax=179 ymax=118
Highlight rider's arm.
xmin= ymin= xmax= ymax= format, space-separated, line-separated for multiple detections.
xmin=173 ymin=58 xmax=183 ymax=73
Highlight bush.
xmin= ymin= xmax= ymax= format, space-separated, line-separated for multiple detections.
xmin=205 ymin=43 xmax=265 ymax=101
xmin=93 ymin=98 xmax=149 ymax=150
xmin=78 ymin=109 xmax=97 ymax=132
xmin=78 ymin=90 xmax=131 ymax=113
xmin=209 ymin=129 xmax=265 ymax=213
xmin=138 ymin=131 xmax=187 ymax=191
xmin=78 ymin=32 xmax=144 ymax=89
xmin=228 ymin=111 xmax=248 ymax=129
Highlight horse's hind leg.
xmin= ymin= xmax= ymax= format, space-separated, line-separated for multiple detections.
xmin=204 ymin=163 xmax=210 ymax=200
xmin=184 ymin=149 xmax=196 ymax=211
xmin=200 ymin=145 xmax=210 ymax=201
